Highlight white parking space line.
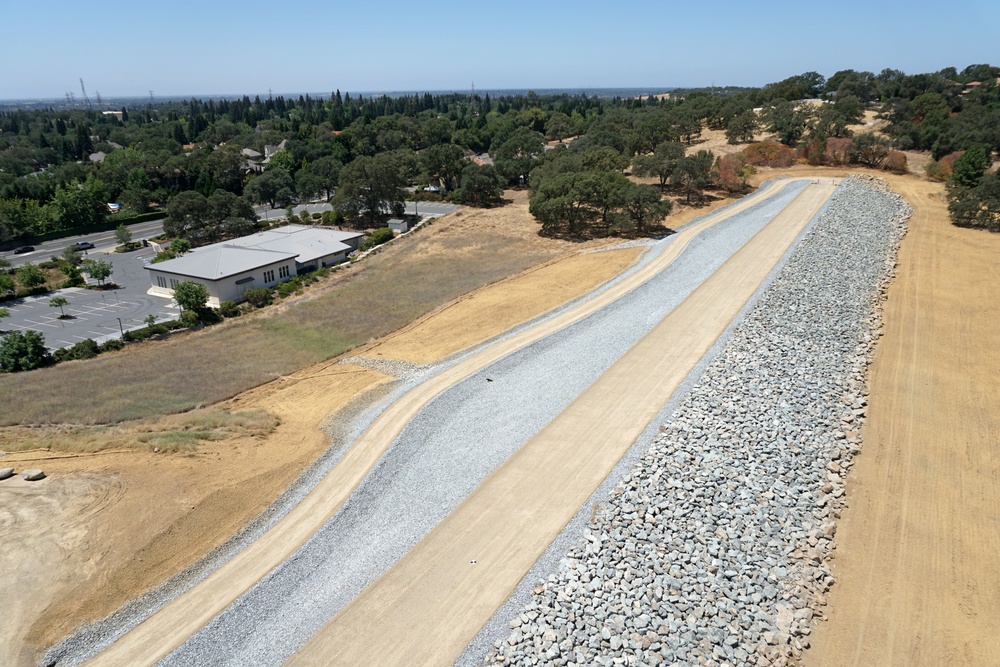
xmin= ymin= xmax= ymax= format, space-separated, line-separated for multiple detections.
xmin=24 ymin=319 xmax=58 ymax=328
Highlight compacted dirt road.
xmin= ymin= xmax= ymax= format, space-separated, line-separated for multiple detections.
xmin=804 ymin=176 xmax=1000 ymax=666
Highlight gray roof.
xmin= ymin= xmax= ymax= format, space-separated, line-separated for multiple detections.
xmin=202 ymin=224 xmax=362 ymax=265
xmin=149 ymin=245 xmax=296 ymax=280
xmin=241 ymin=147 xmax=262 ymax=158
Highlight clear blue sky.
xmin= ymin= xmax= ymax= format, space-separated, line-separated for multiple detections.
xmin=2 ymin=0 xmax=997 ymax=99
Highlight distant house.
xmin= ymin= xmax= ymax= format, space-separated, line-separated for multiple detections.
xmin=146 ymin=225 xmax=363 ymax=306
xmin=88 ymin=151 xmax=106 ymax=164
xmin=241 ymin=147 xmax=264 ymax=174
xmin=263 ymin=139 xmax=288 ymax=163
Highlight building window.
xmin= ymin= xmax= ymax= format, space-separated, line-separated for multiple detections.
xmin=279 ymin=265 xmax=290 ymax=279
xmin=169 ymin=278 xmax=179 ymax=288
xmin=263 ymin=269 xmax=275 ymax=283
xmin=157 ymin=276 xmax=167 ymax=288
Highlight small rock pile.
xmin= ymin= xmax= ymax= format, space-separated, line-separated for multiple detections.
xmin=485 ymin=176 xmax=910 ymax=667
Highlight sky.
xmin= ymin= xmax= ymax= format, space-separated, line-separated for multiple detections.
xmin=2 ymin=0 xmax=998 ymax=100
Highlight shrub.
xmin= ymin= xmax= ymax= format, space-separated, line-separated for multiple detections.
xmin=825 ymin=137 xmax=854 ymax=165
xmin=742 ymin=141 xmax=797 ymax=168
xmin=926 ymin=151 xmax=963 ymax=182
xmin=53 ymin=338 xmax=100 ymax=362
xmin=360 ymin=227 xmax=394 ymax=251
xmin=151 ymin=250 xmax=176 ymax=263
xmin=0 ymin=330 xmax=51 ymax=372
xmin=883 ymin=151 xmax=909 ymax=175
xmin=276 ymin=278 xmax=303 ymax=299
xmin=100 ymin=338 xmax=125 ymax=352
xmin=180 ymin=310 xmax=200 ymax=327
xmin=243 ymin=287 xmax=273 ymax=308
xmin=63 ymin=264 xmax=84 ymax=287
xmin=122 ymin=320 xmax=185 ymax=342
xmin=713 ymin=153 xmax=756 ymax=194
xmin=311 ymin=212 xmax=322 ymax=220
xmin=219 ymin=300 xmax=240 ymax=318
xmin=800 ymin=137 xmax=827 ymax=166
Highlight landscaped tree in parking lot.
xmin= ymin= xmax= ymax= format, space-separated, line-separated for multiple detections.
xmin=82 ymin=258 xmax=114 ymax=286
xmin=173 ymin=280 xmax=210 ymax=313
xmin=49 ymin=296 xmax=69 ymax=318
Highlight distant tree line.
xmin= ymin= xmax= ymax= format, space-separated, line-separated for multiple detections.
xmin=2 ymin=62 xmax=998 ymax=246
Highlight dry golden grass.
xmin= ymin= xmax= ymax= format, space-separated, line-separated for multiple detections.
xmin=0 ymin=204 xmax=580 ymax=426
xmin=0 ymin=408 xmax=279 ymax=454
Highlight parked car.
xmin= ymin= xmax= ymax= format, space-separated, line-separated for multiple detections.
xmin=71 ymin=241 xmax=95 ymax=250
xmin=12 ymin=245 xmax=35 ymax=254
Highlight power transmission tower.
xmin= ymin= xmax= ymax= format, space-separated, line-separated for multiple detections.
xmin=95 ymin=91 xmax=103 ymax=109
xmin=149 ymin=90 xmax=155 ymax=104
xmin=79 ymin=78 xmax=92 ymax=109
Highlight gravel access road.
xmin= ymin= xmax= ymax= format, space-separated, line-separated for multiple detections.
xmin=52 ymin=178 xmax=828 ymax=667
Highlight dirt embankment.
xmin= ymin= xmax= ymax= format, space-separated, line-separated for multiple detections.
xmin=801 ymin=175 xmax=1000 ymax=666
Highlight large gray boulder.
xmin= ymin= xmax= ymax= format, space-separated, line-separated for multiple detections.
xmin=21 ymin=469 xmax=46 ymax=481
xmin=0 ymin=467 xmax=13 ymax=480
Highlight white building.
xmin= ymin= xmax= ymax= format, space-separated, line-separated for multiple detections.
xmin=147 ymin=225 xmax=363 ymax=306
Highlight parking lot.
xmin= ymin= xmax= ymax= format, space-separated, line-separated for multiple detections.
xmin=1 ymin=248 xmax=178 ymax=350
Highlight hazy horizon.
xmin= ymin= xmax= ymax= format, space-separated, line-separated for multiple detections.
xmin=2 ymin=0 xmax=997 ymax=100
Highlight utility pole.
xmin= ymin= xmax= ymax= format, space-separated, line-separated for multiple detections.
xmin=80 ymin=78 xmax=92 ymax=110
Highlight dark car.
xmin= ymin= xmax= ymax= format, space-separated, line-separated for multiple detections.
xmin=12 ymin=245 xmax=35 ymax=254
xmin=71 ymin=241 xmax=95 ymax=250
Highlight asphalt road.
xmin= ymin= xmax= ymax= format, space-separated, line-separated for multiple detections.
xmin=4 ymin=202 xmax=456 ymax=268
xmin=256 ymin=201 xmax=459 ymax=222
xmin=3 ymin=219 xmax=165 ymax=269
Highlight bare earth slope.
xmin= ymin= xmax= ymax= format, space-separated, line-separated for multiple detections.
xmin=804 ymin=178 xmax=1000 ymax=666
